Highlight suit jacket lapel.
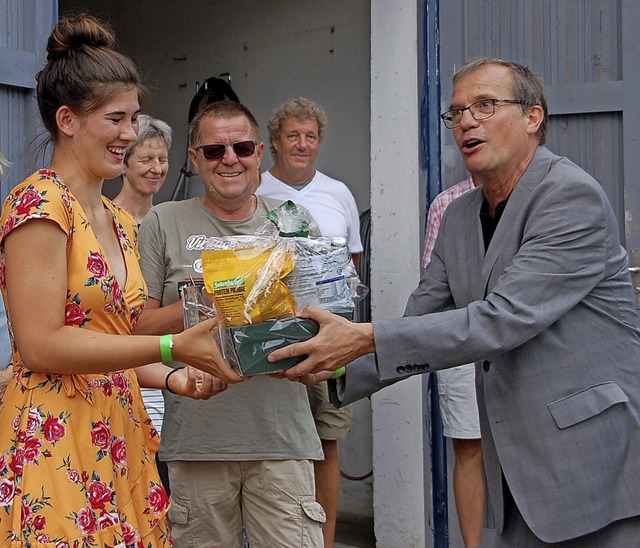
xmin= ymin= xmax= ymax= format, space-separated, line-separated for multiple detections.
xmin=463 ymin=189 xmax=487 ymax=301
xmin=480 ymin=147 xmax=555 ymax=296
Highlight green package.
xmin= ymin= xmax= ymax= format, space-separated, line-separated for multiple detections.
xmin=229 ymin=317 xmax=319 ymax=375
xmin=228 ymin=309 xmax=354 ymax=376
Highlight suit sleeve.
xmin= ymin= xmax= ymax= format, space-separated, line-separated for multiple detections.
xmin=373 ymin=170 xmax=618 ymax=381
xmin=421 ymin=196 xmax=444 ymax=268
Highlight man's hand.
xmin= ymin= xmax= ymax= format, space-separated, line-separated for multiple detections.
xmin=268 ymin=369 xmax=334 ymax=385
xmin=266 ymin=306 xmax=375 ymax=380
xmin=295 ymin=370 xmax=335 ymax=385
xmin=133 ymin=299 xmax=184 ymax=334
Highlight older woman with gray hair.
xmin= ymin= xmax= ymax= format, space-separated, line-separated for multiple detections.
xmin=113 ymin=114 xmax=172 ymax=224
xmin=113 ymin=114 xmax=173 ymax=492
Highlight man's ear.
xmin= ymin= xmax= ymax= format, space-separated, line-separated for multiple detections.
xmin=187 ymin=148 xmax=200 ymax=174
xmin=56 ymin=106 xmax=77 ymax=138
xmin=526 ymin=104 xmax=544 ymax=136
xmin=256 ymin=141 xmax=264 ymax=170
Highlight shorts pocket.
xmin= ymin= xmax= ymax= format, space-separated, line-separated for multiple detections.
xmin=167 ymin=498 xmax=189 ymax=525
xmin=547 ymin=381 xmax=629 ymax=429
xmin=301 ymin=499 xmax=326 ymax=525
xmin=300 ymin=497 xmax=325 ymax=548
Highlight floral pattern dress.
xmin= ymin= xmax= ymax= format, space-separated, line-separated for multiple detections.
xmin=0 ymin=170 xmax=171 ymax=547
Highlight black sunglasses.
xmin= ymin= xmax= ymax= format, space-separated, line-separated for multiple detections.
xmin=194 ymin=140 xmax=258 ymax=161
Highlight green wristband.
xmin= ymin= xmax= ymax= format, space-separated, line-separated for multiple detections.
xmin=159 ymin=334 xmax=174 ymax=363
xmin=331 ymin=366 xmax=346 ymax=379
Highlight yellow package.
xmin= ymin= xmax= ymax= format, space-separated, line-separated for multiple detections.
xmin=202 ymin=244 xmax=296 ymax=326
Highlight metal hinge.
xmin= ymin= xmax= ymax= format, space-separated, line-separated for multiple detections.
xmin=629 ymin=251 xmax=640 ymax=308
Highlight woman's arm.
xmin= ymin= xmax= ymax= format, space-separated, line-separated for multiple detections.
xmin=5 ymin=220 xmax=243 ymax=383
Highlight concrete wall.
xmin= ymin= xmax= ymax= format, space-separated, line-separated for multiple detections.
xmin=370 ymin=2 xmax=427 ymax=545
xmin=60 ymin=0 xmax=371 ymax=214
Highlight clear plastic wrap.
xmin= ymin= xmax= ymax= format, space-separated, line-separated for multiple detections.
xmin=187 ymin=201 xmax=368 ymax=375
xmin=181 ymin=282 xmax=217 ymax=327
xmin=201 ymin=240 xmax=296 ymax=326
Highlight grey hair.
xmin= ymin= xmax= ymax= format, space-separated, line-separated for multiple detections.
xmin=124 ymin=114 xmax=172 ymax=164
xmin=453 ymin=58 xmax=548 ymax=145
xmin=267 ymin=97 xmax=328 ymax=159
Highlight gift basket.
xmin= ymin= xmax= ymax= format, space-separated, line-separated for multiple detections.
xmin=182 ymin=201 xmax=367 ymax=376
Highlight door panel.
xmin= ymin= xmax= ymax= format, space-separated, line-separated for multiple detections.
xmin=0 ymin=0 xmax=55 ymax=200
xmin=438 ymin=0 xmax=637 ymax=248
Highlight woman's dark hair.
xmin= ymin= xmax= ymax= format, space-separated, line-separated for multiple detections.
xmin=36 ymin=13 xmax=143 ymax=143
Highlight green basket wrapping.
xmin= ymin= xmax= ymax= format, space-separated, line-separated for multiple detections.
xmin=228 ymin=309 xmax=353 ymax=376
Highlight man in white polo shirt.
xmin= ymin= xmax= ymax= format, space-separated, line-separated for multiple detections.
xmin=257 ymin=97 xmax=362 ymax=548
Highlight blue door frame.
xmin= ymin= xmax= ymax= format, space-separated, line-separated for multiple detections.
xmin=421 ymin=1 xmax=449 ymax=546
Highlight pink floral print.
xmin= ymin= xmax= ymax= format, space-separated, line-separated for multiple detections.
xmin=0 ymin=171 xmax=169 ymax=546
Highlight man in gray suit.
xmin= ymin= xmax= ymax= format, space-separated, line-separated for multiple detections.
xmin=268 ymin=58 xmax=640 ymax=545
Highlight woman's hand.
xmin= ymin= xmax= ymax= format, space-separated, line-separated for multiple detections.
xmin=173 ymin=318 xmax=244 ymax=385
xmin=165 ymin=365 xmax=228 ymax=400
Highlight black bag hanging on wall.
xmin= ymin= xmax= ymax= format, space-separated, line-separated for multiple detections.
xmin=187 ymin=75 xmax=240 ymax=123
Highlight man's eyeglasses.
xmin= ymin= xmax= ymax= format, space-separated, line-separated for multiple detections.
xmin=194 ymin=140 xmax=258 ymax=161
xmin=441 ymin=99 xmax=524 ymax=129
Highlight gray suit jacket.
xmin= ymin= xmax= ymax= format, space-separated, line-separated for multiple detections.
xmin=332 ymin=147 xmax=640 ymax=542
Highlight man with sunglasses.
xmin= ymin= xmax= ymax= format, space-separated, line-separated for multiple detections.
xmin=256 ymin=97 xmax=362 ymax=548
xmin=270 ymin=58 xmax=640 ymax=545
xmin=135 ymin=101 xmax=325 ymax=547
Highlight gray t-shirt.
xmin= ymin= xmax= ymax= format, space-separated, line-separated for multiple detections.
xmin=138 ymin=196 xmax=322 ymax=461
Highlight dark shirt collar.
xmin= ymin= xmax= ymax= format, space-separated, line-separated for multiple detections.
xmin=480 ymin=197 xmax=509 ymax=251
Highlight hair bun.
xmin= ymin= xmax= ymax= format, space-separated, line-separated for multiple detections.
xmin=46 ymin=13 xmax=116 ymax=61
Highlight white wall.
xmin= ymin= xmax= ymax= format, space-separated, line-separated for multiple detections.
xmin=61 ymin=0 xmax=371 ymax=214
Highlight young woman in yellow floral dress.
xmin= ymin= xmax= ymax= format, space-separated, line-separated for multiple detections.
xmin=0 ymin=14 xmax=240 ymax=547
